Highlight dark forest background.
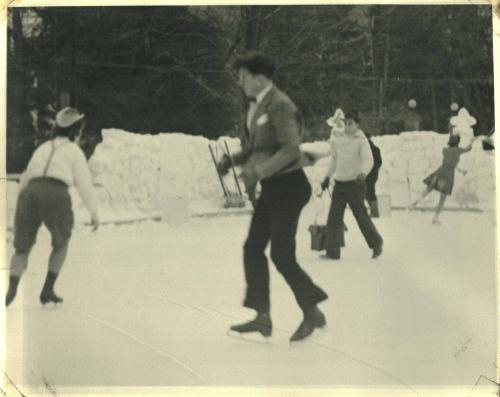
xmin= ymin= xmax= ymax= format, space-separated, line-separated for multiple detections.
xmin=7 ymin=5 xmax=494 ymax=172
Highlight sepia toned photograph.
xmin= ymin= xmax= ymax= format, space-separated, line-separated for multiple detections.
xmin=2 ymin=2 xmax=498 ymax=396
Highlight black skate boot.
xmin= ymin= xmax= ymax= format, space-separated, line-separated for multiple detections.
xmin=5 ymin=276 xmax=20 ymax=307
xmin=290 ymin=306 xmax=326 ymax=343
xmin=372 ymin=242 xmax=383 ymax=259
xmin=40 ymin=271 xmax=63 ymax=306
xmin=230 ymin=312 xmax=272 ymax=337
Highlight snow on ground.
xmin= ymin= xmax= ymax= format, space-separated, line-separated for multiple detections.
xmin=2 ymin=207 xmax=497 ymax=395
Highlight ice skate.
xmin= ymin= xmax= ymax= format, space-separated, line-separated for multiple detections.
xmin=229 ymin=313 xmax=272 ymax=337
xmin=372 ymin=242 xmax=383 ymax=259
xmin=40 ymin=290 xmax=63 ymax=306
xmin=6 ymin=291 xmax=16 ymax=307
xmin=226 ymin=329 xmax=272 ymax=344
xmin=290 ymin=307 xmax=326 ymax=343
xmin=40 ymin=271 xmax=63 ymax=306
xmin=228 ymin=313 xmax=272 ymax=343
xmin=5 ymin=276 xmax=20 ymax=307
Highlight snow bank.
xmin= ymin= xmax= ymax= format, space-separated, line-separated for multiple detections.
xmin=6 ymin=129 xmax=495 ymax=226
xmin=303 ymin=131 xmax=495 ymax=213
xmin=81 ymin=129 xmax=244 ymax=222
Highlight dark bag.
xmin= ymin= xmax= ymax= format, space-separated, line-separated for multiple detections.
xmin=309 ymin=225 xmax=326 ymax=251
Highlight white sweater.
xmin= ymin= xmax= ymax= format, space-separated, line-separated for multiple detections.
xmin=19 ymin=137 xmax=98 ymax=215
xmin=325 ymin=129 xmax=374 ymax=182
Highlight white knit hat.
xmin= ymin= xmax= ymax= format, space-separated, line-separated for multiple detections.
xmin=326 ymin=108 xmax=345 ymax=127
xmin=56 ymin=107 xmax=85 ymax=128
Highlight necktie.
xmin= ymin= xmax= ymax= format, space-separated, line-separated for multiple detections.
xmin=246 ymin=100 xmax=257 ymax=130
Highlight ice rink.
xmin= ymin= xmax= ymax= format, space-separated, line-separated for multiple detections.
xmin=2 ymin=208 xmax=498 ymax=396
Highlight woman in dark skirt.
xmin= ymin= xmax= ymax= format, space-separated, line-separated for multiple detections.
xmin=408 ymin=134 xmax=477 ymax=224
xmin=6 ymin=107 xmax=100 ymax=307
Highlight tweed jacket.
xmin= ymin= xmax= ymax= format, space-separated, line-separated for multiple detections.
xmin=233 ymin=86 xmax=306 ymax=180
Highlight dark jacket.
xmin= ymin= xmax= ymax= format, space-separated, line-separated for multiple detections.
xmin=368 ymin=139 xmax=382 ymax=177
xmin=233 ymin=86 xmax=308 ymax=180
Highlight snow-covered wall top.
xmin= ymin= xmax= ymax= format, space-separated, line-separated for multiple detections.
xmin=6 ymin=128 xmax=495 ymax=225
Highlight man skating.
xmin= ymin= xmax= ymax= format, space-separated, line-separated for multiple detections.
xmin=218 ymin=52 xmax=328 ymax=342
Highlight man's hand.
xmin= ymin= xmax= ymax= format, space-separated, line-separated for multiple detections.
xmin=240 ymin=166 xmax=259 ymax=193
xmin=217 ymin=155 xmax=232 ymax=176
xmin=320 ymin=177 xmax=330 ymax=191
xmin=90 ymin=213 xmax=100 ymax=232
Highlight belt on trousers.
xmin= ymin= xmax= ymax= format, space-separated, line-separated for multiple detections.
xmin=30 ymin=177 xmax=69 ymax=188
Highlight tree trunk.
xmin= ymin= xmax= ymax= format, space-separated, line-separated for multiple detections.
xmin=52 ymin=10 xmax=60 ymax=108
xmin=12 ymin=8 xmax=23 ymax=53
xmin=469 ymin=82 xmax=492 ymax=134
xmin=378 ymin=79 xmax=384 ymax=132
xmin=70 ymin=8 xmax=77 ymax=107
xmin=430 ymin=79 xmax=438 ymax=131
xmin=243 ymin=6 xmax=263 ymax=50
xmin=379 ymin=24 xmax=390 ymax=133
xmin=367 ymin=14 xmax=379 ymax=132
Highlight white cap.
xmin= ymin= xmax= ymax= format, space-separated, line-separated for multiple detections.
xmin=56 ymin=107 xmax=85 ymax=128
xmin=326 ymin=108 xmax=344 ymax=127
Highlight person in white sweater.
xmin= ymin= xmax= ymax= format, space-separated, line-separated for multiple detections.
xmin=6 ymin=107 xmax=99 ymax=307
xmin=320 ymin=110 xmax=383 ymax=260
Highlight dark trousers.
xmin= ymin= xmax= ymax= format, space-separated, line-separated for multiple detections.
xmin=243 ymin=170 xmax=328 ymax=313
xmin=326 ymin=180 xmax=383 ymax=250
xmin=14 ymin=178 xmax=73 ymax=253
xmin=365 ymin=170 xmax=379 ymax=202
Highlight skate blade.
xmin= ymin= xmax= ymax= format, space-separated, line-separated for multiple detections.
xmin=41 ymin=302 xmax=63 ymax=309
xmin=226 ymin=330 xmax=271 ymax=344
xmin=289 ymin=334 xmax=316 ymax=346
xmin=289 ymin=325 xmax=327 ymax=346
xmin=289 ymin=335 xmax=313 ymax=346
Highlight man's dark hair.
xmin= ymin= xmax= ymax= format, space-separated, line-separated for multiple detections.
xmin=345 ymin=109 xmax=360 ymax=124
xmin=232 ymin=51 xmax=276 ymax=79
xmin=54 ymin=120 xmax=85 ymax=142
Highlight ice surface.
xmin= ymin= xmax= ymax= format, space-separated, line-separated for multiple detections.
xmin=3 ymin=209 xmax=496 ymax=392
xmin=3 ymin=127 xmax=497 ymax=395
